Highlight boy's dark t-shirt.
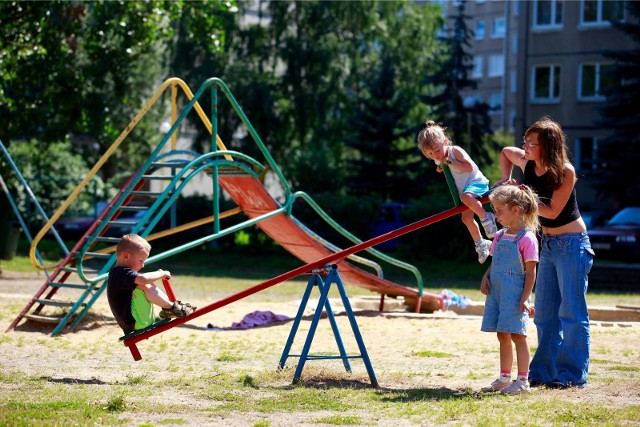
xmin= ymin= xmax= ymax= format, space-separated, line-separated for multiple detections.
xmin=107 ymin=266 xmax=140 ymax=334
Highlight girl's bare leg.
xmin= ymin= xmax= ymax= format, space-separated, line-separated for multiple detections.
xmin=460 ymin=192 xmax=488 ymax=220
xmin=461 ymin=209 xmax=482 ymax=243
xmin=511 ymin=334 xmax=530 ymax=374
xmin=498 ymin=332 xmax=514 ymax=372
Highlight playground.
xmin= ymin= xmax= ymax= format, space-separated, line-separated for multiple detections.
xmin=1 ymin=266 xmax=640 ymax=426
xmin=1 ymin=77 xmax=639 ymax=425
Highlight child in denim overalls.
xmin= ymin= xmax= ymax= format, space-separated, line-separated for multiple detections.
xmin=480 ymin=185 xmax=540 ymax=395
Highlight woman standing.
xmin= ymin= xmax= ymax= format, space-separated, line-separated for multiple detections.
xmin=495 ymin=116 xmax=595 ymax=388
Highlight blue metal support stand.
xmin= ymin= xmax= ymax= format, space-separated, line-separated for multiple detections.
xmin=278 ymin=264 xmax=378 ymax=387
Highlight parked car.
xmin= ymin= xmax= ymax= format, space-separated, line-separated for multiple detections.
xmin=55 ymin=202 xmax=108 ymax=240
xmin=55 ymin=204 xmax=152 ymax=240
xmin=588 ymin=207 xmax=640 ymax=261
xmin=104 ymin=209 xmax=150 ymax=237
xmin=372 ymin=202 xmax=408 ymax=251
xmin=582 ymin=210 xmax=609 ymax=229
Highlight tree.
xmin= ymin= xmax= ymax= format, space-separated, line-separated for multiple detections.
xmin=0 ymin=1 xmax=234 ymax=180
xmin=420 ymin=0 xmax=495 ymax=168
xmin=591 ymin=1 xmax=640 ymax=206
xmin=344 ymin=2 xmax=443 ymax=203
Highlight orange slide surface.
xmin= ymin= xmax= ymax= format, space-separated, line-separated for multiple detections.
xmin=219 ymin=175 xmax=441 ymax=304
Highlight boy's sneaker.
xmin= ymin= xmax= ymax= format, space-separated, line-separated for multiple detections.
xmin=481 ymin=378 xmax=512 ymax=392
xmin=500 ymin=379 xmax=531 ymax=395
xmin=159 ymin=301 xmax=196 ymax=319
xmin=475 ymin=239 xmax=492 ymax=264
xmin=480 ymin=212 xmax=497 ymax=239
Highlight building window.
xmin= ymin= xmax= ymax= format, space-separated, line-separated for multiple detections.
xmin=510 ymin=70 xmax=517 ymax=93
xmin=475 ymin=20 xmax=486 ymax=39
xmin=578 ymin=63 xmax=616 ymax=101
xmin=488 ymin=92 xmax=503 ymax=111
xmin=534 ymin=0 xmax=563 ymax=29
xmin=492 ymin=17 xmax=506 ymax=38
xmin=488 ymin=55 xmax=505 ymax=77
xmin=463 ymin=95 xmax=483 ymax=108
xmin=576 ymin=137 xmax=599 ymax=171
xmin=472 ymin=56 xmax=484 ymax=78
xmin=581 ymin=0 xmax=625 ymax=26
xmin=512 ymin=35 xmax=519 ymax=54
xmin=532 ymin=65 xmax=561 ymax=102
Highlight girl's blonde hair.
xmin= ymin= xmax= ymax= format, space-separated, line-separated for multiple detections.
xmin=116 ymin=234 xmax=151 ymax=256
xmin=489 ymin=184 xmax=540 ymax=231
xmin=417 ymin=120 xmax=450 ymax=156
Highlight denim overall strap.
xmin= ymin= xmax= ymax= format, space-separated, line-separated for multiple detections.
xmin=481 ymin=229 xmax=530 ymax=335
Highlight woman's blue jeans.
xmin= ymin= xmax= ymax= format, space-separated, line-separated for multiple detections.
xmin=529 ymin=232 xmax=594 ymax=386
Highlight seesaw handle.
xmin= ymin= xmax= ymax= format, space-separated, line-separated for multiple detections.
xmin=162 ymin=277 xmax=177 ymax=302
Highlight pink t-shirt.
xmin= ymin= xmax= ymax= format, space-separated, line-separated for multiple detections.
xmin=490 ymin=229 xmax=539 ymax=267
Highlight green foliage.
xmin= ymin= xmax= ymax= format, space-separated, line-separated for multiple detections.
xmin=105 ymin=395 xmax=126 ymax=412
xmin=420 ymin=1 xmax=496 ymax=168
xmin=2 ymin=139 xmax=112 ymax=224
xmin=0 ymin=0 xmax=236 ymax=179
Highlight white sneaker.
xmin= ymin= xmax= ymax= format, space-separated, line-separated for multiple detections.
xmin=475 ymin=239 xmax=491 ymax=264
xmin=481 ymin=378 xmax=512 ymax=392
xmin=481 ymin=212 xmax=498 ymax=239
xmin=500 ymin=379 xmax=531 ymax=395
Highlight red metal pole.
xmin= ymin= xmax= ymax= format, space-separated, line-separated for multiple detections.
xmin=123 ymin=200 xmax=485 ymax=358
xmin=162 ymin=278 xmax=177 ymax=302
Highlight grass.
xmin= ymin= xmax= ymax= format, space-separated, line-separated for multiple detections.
xmin=1 ymin=246 xmax=640 ymax=426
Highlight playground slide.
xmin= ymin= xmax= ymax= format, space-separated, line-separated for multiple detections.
xmin=218 ymin=174 xmax=440 ymax=303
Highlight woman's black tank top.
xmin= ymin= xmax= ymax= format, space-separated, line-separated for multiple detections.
xmin=523 ymin=161 xmax=580 ymax=228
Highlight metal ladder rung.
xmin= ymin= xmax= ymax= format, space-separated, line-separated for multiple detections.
xmin=119 ymin=205 xmax=147 ymax=212
xmin=76 ymin=251 xmax=113 ymax=259
xmin=107 ymin=220 xmax=139 ymax=226
xmin=35 ymin=298 xmax=86 ymax=308
xmin=150 ymin=161 xmax=190 ymax=168
xmin=94 ymin=236 xmax=121 ymax=244
xmin=60 ymin=266 xmax=99 ymax=274
xmin=130 ymin=190 xmax=164 ymax=196
xmin=48 ymin=282 xmax=94 ymax=290
xmin=141 ymin=175 xmax=178 ymax=181
xmin=24 ymin=314 xmax=67 ymax=324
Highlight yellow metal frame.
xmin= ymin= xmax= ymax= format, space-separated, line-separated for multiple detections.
xmin=29 ymin=78 xmax=233 ymax=270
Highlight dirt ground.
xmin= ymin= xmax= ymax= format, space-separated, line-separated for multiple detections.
xmin=1 ymin=271 xmax=639 ymax=426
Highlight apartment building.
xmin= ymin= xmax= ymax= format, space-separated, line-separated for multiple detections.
xmin=442 ymin=0 xmax=634 ymax=207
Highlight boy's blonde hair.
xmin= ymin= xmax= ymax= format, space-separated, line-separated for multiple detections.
xmin=417 ymin=120 xmax=449 ymax=155
xmin=489 ymin=185 xmax=540 ymax=231
xmin=116 ymin=234 xmax=151 ymax=257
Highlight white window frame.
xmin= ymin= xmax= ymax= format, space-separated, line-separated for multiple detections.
xmin=575 ymin=137 xmax=599 ymax=171
xmin=492 ymin=17 xmax=506 ymax=38
xmin=488 ymin=92 xmax=503 ymax=112
xmin=533 ymin=0 xmax=563 ymax=30
xmin=578 ymin=62 xmax=614 ymax=101
xmin=475 ymin=20 xmax=486 ymax=40
xmin=531 ymin=64 xmax=561 ymax=103
xmin=488 ymin=55 xmax=505 ymax=77
xmin=580 ymin=0 xmax=625 ymax=27
xmin=472 ymin=56 xmax=484 ymax=78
